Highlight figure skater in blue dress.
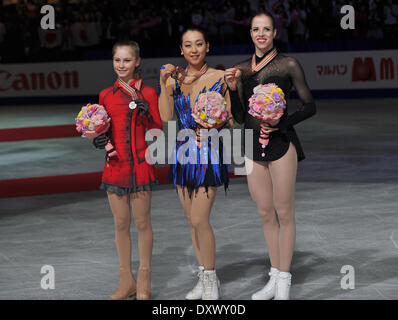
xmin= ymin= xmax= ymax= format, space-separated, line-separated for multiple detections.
xmin=158 ymin=27 xmax=235 ymax=300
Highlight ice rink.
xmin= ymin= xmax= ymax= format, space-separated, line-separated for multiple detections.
xmin=0 ymin=98 xmax=397 ymax=300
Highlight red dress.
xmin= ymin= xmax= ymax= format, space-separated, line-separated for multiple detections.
xmin=98 ymin=79 xmax=162 ymax=194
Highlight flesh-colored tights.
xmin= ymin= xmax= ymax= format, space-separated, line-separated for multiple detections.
xmin=246 ymin=143 xmax=298 ymax=272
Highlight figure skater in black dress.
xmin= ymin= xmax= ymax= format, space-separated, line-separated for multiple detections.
xmin=225 ymin=11 xmax=316 ymax=300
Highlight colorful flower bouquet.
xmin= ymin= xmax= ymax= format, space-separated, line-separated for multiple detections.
xmin=192 ymin=91 xmax=228 ymax=126
xmin=248 ymin=83 xmax=286 ymax=147
xmin=191 ymin=91 xmax=228 ymax=146
xmin=75 ymin=103 xmax=117 ymax=158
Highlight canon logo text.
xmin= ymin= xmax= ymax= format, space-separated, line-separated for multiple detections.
xmin=0 ymin=70 xmax=79 ymax=91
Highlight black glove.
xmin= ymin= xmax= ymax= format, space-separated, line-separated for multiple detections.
xmin=134 ymin=99 xmax=149 ymax=115
xmin=93 ymin=133 xmax=107 ymax=149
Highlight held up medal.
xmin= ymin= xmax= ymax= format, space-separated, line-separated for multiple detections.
xmin=171 ymin=71 xmax=180 ymax=80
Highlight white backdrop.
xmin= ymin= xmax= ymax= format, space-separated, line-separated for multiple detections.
xmin=0 ymin=49 xmax=397 ymax=98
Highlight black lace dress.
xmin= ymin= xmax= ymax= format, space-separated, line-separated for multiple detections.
xmin=229 ymin=50 xmax=316 ymax=162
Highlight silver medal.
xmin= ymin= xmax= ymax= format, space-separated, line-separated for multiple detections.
xmin=129 ymin=101 xmax=137 ymax=110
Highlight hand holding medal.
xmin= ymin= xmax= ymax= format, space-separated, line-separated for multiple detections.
xmin=160 ymin=64 xmax=185 ymax=84
xmin=224 ymin=50 xmax=277 ymax=91
xmin=161 ymin=63 xmax=208 ymax=85
xmin=224 ymin=67 xmax=242 ymax=91
xmin=171 ymin=66 xmax=186 ymax=82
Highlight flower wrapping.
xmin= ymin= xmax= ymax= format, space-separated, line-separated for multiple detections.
xmin=248 ymin=83 xmax=286 ymax=146
xmin=75 ymin=103 xmax=117 ymax=159
xmin=75 ymin=103 xmax=110 ymax=137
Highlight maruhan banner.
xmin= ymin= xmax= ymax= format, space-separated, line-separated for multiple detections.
xmin=292 ymin=49 xmax=398 ymax=90
xmin=0 ymin=50 xmax=397 ymax=99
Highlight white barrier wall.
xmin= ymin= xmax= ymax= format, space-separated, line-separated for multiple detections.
xmin=292 ymin=50 xmax=397 ymax=90
xmin=0 ymin=50 xmax=397 ymax=98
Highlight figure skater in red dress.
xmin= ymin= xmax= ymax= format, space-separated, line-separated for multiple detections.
xmin=91 ymin=40 xmax=162 ymax=300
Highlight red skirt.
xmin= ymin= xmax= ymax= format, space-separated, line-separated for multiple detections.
xmin=101 ymin=157 xmax=157 ymax=196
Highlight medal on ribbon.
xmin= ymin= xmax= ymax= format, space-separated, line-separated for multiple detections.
xmin=172 ymin=62 xmax=209 ymax=84
xmin=251 ymin=48 xmax=278 ymax=72
xmin=171 ymin=66 xmax=185 ymax=80
xmin=117 ymin=78 xmax=142 ymax=108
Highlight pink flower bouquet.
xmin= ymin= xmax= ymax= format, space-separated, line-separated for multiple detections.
xmin=192 ymin=91 xmax=228 ymax=126
xmin=75 ymin=103 xmax=117 ymax=158
xmin=191 ymin=91 xmax=228 ymax=146
xmin=248 ymin=83 xmax=286 ymax=146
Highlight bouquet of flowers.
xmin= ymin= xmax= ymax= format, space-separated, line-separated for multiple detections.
xmin=75 ymin=103 xmax=117 ymax=158
xmin=191 ymin=91 xmax=228 ymax=146
xmin=192 ymin=91 xmax=228 ymax=126
xmin=248 ymin=83 xmax=286 ymax=147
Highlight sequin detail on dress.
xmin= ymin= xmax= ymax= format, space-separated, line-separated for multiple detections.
xmin=168 ymin=78 xmax=229 ymax=197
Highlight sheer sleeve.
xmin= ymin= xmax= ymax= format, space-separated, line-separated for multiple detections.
xmin=228 ymin=72 xmax=247 ymax=125
xmin=278 ymin=57 xmax=316 ymax=130
xmin=221 ymin=84 xmax=236 ymax=128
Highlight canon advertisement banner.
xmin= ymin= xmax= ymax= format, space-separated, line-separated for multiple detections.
xmin=0 ymin=50 xmax=396 ymax=99
xmin=0 ymin=61 xmax=115 ymax=97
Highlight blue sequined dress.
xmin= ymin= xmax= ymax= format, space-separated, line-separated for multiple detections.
xmin=168 ymin=78 xmax=229 ymax=197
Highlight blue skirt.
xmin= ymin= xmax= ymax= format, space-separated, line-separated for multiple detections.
xmin=168 ymin=136 xmax=229 ymax=198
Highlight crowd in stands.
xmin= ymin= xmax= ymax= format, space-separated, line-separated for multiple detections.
xmin=0 ymin=0 xmax=397 ymax=63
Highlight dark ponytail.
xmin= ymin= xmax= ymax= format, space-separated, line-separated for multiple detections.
xmin=250 ymin=11 xmax=276 ymax=30
xmin=180 ymin=27 xmax=209 ymax=45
